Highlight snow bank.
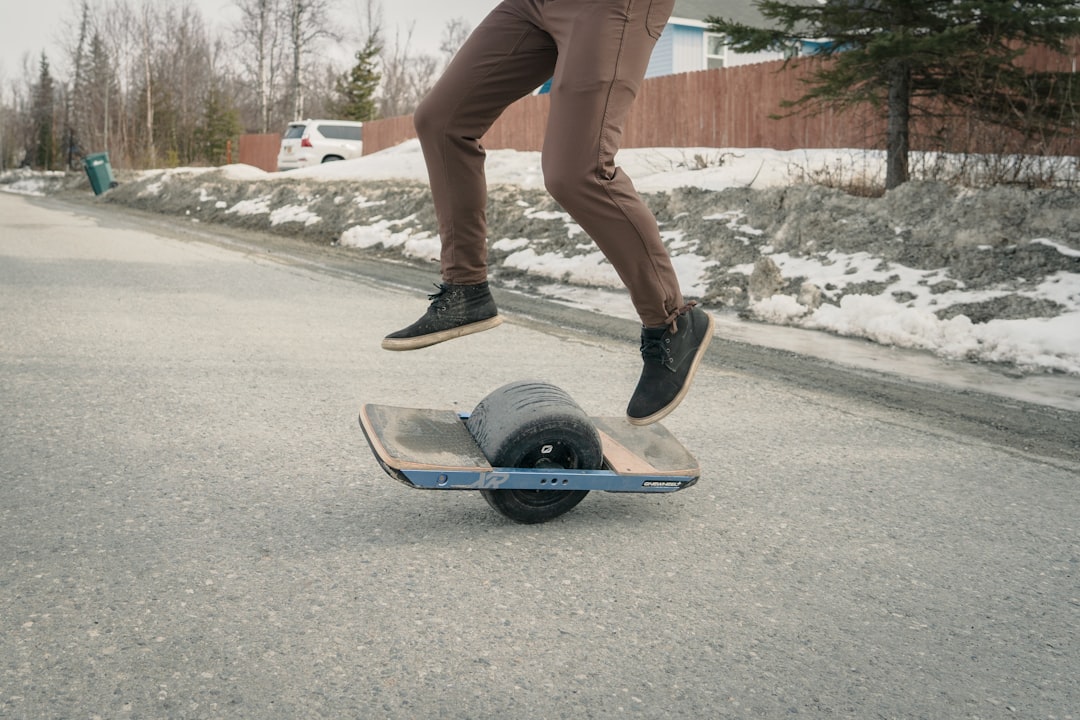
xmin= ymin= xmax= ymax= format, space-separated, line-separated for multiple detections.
xmin=10 ymin=140 xmax=1077 ymax=376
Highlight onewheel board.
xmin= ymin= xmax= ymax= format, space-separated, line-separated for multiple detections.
xmin=358 ymin=381 xmax=701 ymax=523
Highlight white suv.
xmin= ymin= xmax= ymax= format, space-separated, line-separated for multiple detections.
xmin=276 ymin=119 xmax=364 ymax=171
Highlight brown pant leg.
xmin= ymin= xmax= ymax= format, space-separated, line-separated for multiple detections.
xmin=540 ymin=0 xmax=684 ymax=327
xmin=413 ymin=1 xmax=557 ymax=284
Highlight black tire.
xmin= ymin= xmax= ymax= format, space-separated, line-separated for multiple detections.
xmin=466 ymin=381 xmax=602 ymax=524
xmin=320 ymin=155 xmax=344 ymax=163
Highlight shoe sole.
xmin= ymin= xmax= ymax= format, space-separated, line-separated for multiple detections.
xmin=381 ymin=315 xmax=503 ymax=351
xmin=626 ymin=310 xmax=715 ymax=426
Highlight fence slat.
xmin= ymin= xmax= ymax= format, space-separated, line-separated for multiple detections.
xmin=359 ymin=46 xmax=1078 ymax=157
xmin=237 ymin=134 xmax=281 ymax=172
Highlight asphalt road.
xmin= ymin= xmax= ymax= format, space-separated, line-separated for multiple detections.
xmin=2 ymin=192 xmax=1078 ymax=719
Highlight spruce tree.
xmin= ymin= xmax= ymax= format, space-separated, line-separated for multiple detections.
xmin=196 ymin=84 xmax=242 ymax=166
xmin=334 ymin=37 xmax=382 ymax=121
xmin=708 ymin=1 xmax=1080 ymax=189
xmin=32 ymin=53 xmax=57 ymax=170
xmin=85 ymin=33 xmax=118 ymax=154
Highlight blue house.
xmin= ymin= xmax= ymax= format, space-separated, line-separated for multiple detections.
xmin=537 ymin=1 xmax=809 ymax=93
xmin=646 ymin=0 xmax=793 ymax=78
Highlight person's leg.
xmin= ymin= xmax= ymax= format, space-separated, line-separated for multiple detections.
xmin=414 ymin=0 xmax=557 ymax=284
xmin=540 ymin=0 xmax=713 ymax=424
xmin=383 ymin=1 xmax=557 ymax=351
xmin=540 ymin=0 xmax=682 ymax=328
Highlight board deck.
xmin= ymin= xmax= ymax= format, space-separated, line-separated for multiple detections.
xmin=359 ymin=404 xmax=492 ymax=473
xmin=592 ymin=417 xmax=700 ymax=477
xmin=361 ymin=404 xmax=697 ymax=479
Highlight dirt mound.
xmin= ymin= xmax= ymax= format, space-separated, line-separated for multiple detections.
xmin=648 ymin=182 xmax=1079 ymax=314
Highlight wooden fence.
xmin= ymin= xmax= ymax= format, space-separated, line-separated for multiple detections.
xmin=362 ymin=41 xmax=1080 ymax=157
xmin=238 ymin=133 xmax=280 ymax=172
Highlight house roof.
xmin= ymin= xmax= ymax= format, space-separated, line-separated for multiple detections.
xmin=672 ymin=0 xmax=767 ymax=26
xmin=672 ymin=0 xmax=818 ymax=27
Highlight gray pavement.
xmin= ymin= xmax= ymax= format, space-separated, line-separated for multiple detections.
xmin=1 ymin=192 xmax=1077 ymax=719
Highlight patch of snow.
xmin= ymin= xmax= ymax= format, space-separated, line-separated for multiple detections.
xmin=227 ymin=196 xmax=272 ymax=216
xmin=269 ymin=204 xmax=321 ymax=226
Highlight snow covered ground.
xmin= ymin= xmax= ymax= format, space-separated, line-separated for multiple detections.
xmin=3 ymin=141 xmax=1078 ymax=377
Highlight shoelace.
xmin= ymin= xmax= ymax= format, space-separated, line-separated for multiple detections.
xmin=662 ymin=301 xmax=698 ymax=334
xmin=426 ymin=283 xmax=450 ymax=305
xmin=642 ymin=302 xmax=699 ymax=365
xmin=640 ymin=334 xmax=669 ymax=363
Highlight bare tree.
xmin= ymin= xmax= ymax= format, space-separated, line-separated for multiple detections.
xmin=0 ymin=54 xmax=39 ymax=168
xmin=0 ymin=79 xmax=10 ymax=169
xmin=377 ymin=23 xmax=438 ymax=118
xmin=138 ymin=1 xmax=157 ymax=165
xmin=2 ymin=0 xmax=477 ymax=169
xmin=85 ymin=0 xmax=143 ymax=165
xmin=154 ymin=3 xmax=214 ymax=164
xmin=439 ymin=17 xmax=471 ymax=68
xmin=285 ymin=0 xmax=338 ymax=121
xmin=0 ymin=67 xmax=9 ymax=169
xmin=233 ymin=0 xmax=286 ymax=132
xmin=81 ymin=31 xmax=119 ymax=156
xmin=346 ymin=0 xmax=383 ymax=49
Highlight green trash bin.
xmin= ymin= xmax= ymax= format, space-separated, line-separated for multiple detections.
xmin=83 ymin=152 xmax=116 ymax=195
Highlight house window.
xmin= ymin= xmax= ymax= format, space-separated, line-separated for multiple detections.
xmin=705 ymin=33 xmax=726 ymax=69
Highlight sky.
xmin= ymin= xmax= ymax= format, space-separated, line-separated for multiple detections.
xmin=0 ymin=0 xmax=497 ymax=84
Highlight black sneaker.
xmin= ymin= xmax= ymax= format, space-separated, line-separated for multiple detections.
xmin=382 ymin=281 xmax=503 ymax=351
xmin=626 ymin=304 xmax=714 ymax=426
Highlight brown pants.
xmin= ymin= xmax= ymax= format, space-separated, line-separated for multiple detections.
xmin=413 ymin=0 xmax=684 ymax=328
